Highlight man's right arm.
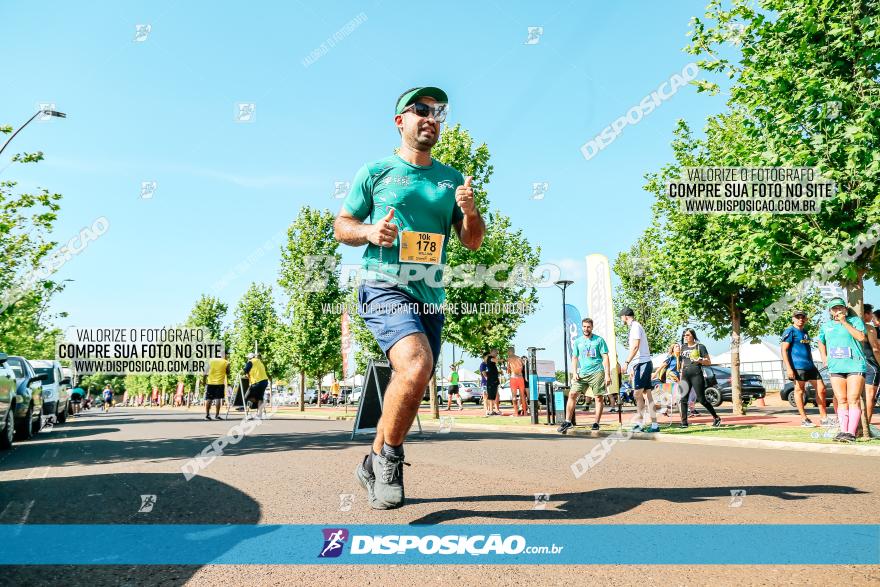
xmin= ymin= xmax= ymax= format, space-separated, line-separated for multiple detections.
xmin=334 ymin=209 xmax=374 ymax=246
xmin=780 ymin=341 xmax=793 ymax=372
xmin=334 ymin=208 xmax=397 ymax=248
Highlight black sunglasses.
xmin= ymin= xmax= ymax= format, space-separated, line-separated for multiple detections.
xmin=402 ymin=102 xmax=448 ymax=122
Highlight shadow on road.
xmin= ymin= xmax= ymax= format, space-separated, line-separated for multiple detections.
xmin=36 ymin=427 xmax=122 ymax=440
xmin=0 ymin=425 xmax=570 ymax=473
xmin=406 ymin=484 xmax=868 ymax=524
xmin=0 ymin=472 xmax=264 ymax=586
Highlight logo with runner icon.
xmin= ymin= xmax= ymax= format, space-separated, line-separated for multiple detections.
xmin=318 ymin=528 xmax=349 ymax=558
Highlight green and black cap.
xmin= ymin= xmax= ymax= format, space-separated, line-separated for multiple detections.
xmin=395 ymin=86 xmax=448 ymax=115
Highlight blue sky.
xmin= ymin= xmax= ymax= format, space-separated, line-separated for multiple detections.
xmin=3 ymin=0 xmax=877 ymax=375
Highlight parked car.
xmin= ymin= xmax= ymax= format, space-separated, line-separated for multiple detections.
xmin=779 ymin=366 xmax=880 ymax=408
xmin=437 ymin=381 xmax=483 ymax=404
xmin=304 ymin=389 xmax=321 ymax=404
xmin=701 ymin=365 xmax=766 ymax=407
xmin=348 ymin=386 xmax=363 ymax=404
xmin=0 ymin=353 xmax=17 ymax=449
xmin=30 ymin=359 xmax=71 ymax=424
xmin=5 ymin=356 xmax=44 ymax=440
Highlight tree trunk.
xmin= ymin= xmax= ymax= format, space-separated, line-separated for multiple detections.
xmin=316 ymin=376 xmax=322 ymax=408
xmin=730 ymin=296 xmax=743 ymax=415
xmin=430 ymin=371 xmax=439 ymax=420
xmin=845 ymin=273 xmax=871 ymax=438
xmin=299 ymin=371 xmax=305 ymax=412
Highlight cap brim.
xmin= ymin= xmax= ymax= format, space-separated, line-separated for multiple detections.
xmin=396 ymin=87 xmax=448 ymax=114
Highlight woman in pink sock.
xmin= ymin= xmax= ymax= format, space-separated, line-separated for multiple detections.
xmin=817 ymin=298 xmax=867 ymax=443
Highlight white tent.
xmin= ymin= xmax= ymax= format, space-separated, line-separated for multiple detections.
xmin=342 ymin=374 xmax=364 ymax=387
xmin=320 ymin=373 xmax=365 ymax=388
xmin=712 ymin=340 xmax=823 ymax=390
xmin=713 ymin=341 xmax=781 ymax=365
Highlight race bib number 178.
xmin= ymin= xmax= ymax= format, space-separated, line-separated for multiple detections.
xmin=399 ymin=231 xmax=444 ymax=264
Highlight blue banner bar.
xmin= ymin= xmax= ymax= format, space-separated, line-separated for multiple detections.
xmin=1 ymin=525 xmax=877 ymax=565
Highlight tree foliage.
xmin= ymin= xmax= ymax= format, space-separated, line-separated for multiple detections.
xmin=432 ymin=124 xmax=542 ymax=356
xmin=228 ymin=283 xmax=285 ymax=380
xmin=613 ymin=233 xmax=689 ymax=351
xmin=278 ymin=207 xmax=344 ymax=382
xmin=0 ymin=133 xmax=65 ymax=358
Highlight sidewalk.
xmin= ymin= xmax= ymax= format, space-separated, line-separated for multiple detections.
xmin=127 ymin=395 xmax=880 ymax=454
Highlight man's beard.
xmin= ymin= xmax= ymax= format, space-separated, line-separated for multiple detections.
xmin=408 ymin=126 xmax=438 ymax=150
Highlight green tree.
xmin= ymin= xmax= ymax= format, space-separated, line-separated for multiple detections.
xmin=228 ymin=283 xmax=285 ymax=385
xmin=0 ymin=133 xmax=66 ymax=357
xmin=80 ymin=373 xmax=126 ymax=397
xmin=432 ymin=124 xmax=542 ymax=356
xmin=679 ymin=0 xmax=880 ymax=424
xmin=186 ymin=294 xmax=228 ymax=342
xmin=613 ymin=234 xmax=689 ymax=352
xmin=278 ymin=206 xmax=345 ymax=409
xmin=181 ymin=294 xmax=230 ymax=395
xmin=345 ymin=285 xmax=383 ymax=373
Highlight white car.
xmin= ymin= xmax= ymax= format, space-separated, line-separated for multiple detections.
xmin=440 ymin=381 xmax=483 ymax=404
xmin=30 ymin=359 xmax=71 ymax=424
xmin=348 ymin=386 xmax=363 ymax=404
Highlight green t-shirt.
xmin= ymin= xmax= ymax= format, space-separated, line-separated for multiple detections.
xmin=450 ymin=371 xmax=459 ymax=385
xmin=818 ymin=315 xmax=866 ymax=373
xmin=573 ymin=334 xmax=608 ymax=376
xmin=343 ymin=154 xmax=465 ymax=305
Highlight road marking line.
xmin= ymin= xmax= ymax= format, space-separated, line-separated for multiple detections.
xmin=17 ymin=500 xmax=34 ymax=525
xmin=26 ymin=466 xmax=51 ymax=479
xmin=0 ymin=500 xmax=36 ymax=530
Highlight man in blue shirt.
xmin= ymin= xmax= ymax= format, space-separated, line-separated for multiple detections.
xmin=781 ymin=309 xmax=830 ymax=427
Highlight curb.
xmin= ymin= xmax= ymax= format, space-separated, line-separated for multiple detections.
xmin=417 ymin=421 xmax=880 ymax=456
xmin=271 ymin=413 xmax=354 ymax=421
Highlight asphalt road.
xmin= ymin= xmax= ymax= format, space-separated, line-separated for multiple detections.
xmin=1 ymin=408 xmax=878 ymax=586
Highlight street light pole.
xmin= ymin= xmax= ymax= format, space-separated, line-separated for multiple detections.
xmin=555 ymin=279 xmax=574 ymax=425
xmin=0 ymin=109 xmax=67 ymax=158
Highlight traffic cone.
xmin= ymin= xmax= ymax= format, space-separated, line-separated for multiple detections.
xmin=755 ymin=395 xmax=766 ymax=407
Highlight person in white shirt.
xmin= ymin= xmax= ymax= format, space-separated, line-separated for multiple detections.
xmin=620 ymin=307 xmax=658 ymax=432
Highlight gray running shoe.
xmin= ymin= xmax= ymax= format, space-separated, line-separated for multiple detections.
xmin=370 ymin=450 xmax=408 ymax=509
xmin=354 ymin=453 xmax=376 ymax=504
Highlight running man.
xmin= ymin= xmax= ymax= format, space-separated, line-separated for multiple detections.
xmin=507 ymin=346 xmax=527 ymax=416
xmin=781 ymin=309 xmax=830 ymax=427
xmin=101 ymin=384 xmax=113 ymax=413
xmin=818 ymin=298 xmax=867 ymax=442
xmin=559 ymin=318 xmax=611 ymax=433
xmin=243 ymin=352 xmax=269 ymax=418
xmin=204 ymin=349 xmax=230 ymax=421
xmin=861 ymin=304 xmax=880 ymax=435
xmin=620 ymin=308 xmax=657 ymax=432
xmin=447 ymin=363 xmax=462 ymax=411
xmin=334 ymin=86 xmax=485 ymax=510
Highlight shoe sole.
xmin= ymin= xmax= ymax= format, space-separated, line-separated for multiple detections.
xmin=354 ymin=462 xmax=403 ymax=511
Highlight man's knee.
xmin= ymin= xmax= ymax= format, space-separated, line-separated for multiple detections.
xmin=396 ymin=352 xmax=433 ymax=384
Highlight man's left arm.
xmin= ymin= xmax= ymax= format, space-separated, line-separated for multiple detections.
xmin=453 ymin=176 xmax=485 ymax=251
